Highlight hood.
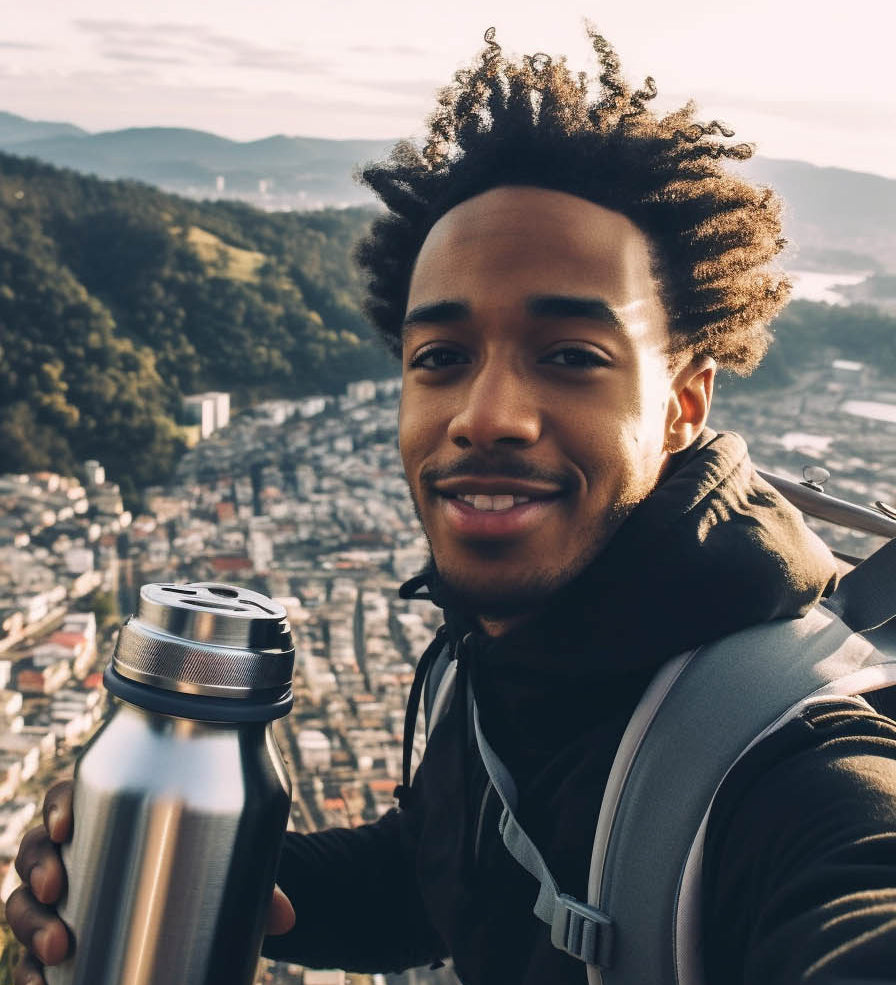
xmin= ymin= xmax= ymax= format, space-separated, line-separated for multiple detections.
xmin=399 ymin=428 xmax=839 ymax=789
xmin=486 ymin=429 xmax=837 ymax=675
xmin=407 ymin=430 xmax=837 ymax=674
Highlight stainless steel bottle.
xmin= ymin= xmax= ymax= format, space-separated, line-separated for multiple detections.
xmin=47 ymin=582 xmax=295 ymax=985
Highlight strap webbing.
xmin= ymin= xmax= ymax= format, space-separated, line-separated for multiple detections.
xmin=394 ymin=629 xmax=447 ymax=809
xmin=471 ymin=690 xmax=613 ymax=968
xmin=588 ymin=604 xmax=896 ymax=985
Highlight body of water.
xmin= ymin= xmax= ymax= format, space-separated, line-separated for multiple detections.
xmin=788 ymin=269 xmax=871 ymax=305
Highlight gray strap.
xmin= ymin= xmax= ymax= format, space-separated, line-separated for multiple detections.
xmin=471 ymin=692 xmax=613 ymax=968
xmin=825 ymin=537 xmax=896 ymax=631
xmin=588 ymin=605 xmax=896 ymax=985
xmin=425 ymin=657 xmax=456 ymax=740
xmin=672 ymin=693 xmax=874 ymax=985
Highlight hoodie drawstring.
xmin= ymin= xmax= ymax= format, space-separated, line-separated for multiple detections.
xmin=394 ymin=626 xmax=448 ymax=809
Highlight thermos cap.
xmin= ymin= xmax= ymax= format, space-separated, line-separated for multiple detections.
xmin=112 ymin=583 xmax=295 ymax=700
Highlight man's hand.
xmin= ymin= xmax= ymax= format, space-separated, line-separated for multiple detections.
xmin=6 ymin=780 xmax=73 ymax=983
xmin=267 ymin=885 xmax=297 ymax=936
xmin=4 ymin=779 xmax=296 ymax=985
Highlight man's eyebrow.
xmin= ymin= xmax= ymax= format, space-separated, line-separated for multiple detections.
xmin=402 ymin=300 xmax=470 ymax=330
xmin=401 ymin=295 xmax=625 ymax=335
xmin=526 ymin=295 xmax=624 ymax=328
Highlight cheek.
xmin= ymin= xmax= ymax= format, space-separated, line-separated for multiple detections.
xmin=397 ymin=402 xmax=414 ymax=474
xmin=398 ymin=391 xmax=434 ymax=475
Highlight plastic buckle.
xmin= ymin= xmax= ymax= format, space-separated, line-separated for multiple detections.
xmin=550 ymin=894 xmax=614 ymax=967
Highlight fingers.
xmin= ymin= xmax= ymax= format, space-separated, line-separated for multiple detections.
xmin=14 ymin=827 xmax=66 ymax=906
xmin=265 ymin=885 xmax=296 ymax=936
xmin=13 ymin=950 xmax=47 ymax=985
xmin=4 ymin=885 xmax=72 ymax=965
xmin=42 ymin=780 xmax=74 ymax=844
xmin=8 ymin=785 xmax=74 ymax=981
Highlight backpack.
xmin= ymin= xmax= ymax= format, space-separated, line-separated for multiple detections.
xmin=409 ymin=535 xmax=896 ymax=985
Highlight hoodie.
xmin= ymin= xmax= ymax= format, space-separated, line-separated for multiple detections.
xmin=264 ymin=432 xmax=896 ymax=984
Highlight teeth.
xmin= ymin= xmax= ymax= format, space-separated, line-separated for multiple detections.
xmin=457 ymin=494 xmax=532 ymax=511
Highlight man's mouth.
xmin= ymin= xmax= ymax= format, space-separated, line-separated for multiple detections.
xmin=454 ymin=494 xmax=532 ymax=512
xmin=427 ymin=477 xmax=568 ymax=539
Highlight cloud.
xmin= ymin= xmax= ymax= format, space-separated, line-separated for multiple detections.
xmin=361 ymin=77 xmax=446 ymax=99
xmin=0 ymin=41 xmax=45 ymax=50
xmin=684 ymin=90 xmax=896 ymax=132
xmin=348 ymin=43 xmax=430 ymax=57
xmin=73 ymin=18 xmax=331 ymax=76
xmin=102 ymin=48 xmax=185 ymax=66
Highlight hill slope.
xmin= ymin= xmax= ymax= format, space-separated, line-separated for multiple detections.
xmin=0 ymin=111 xmax=87 ymax=145
xmin=739 ymin=158 xmax=896 ymax=271
xmin=3 ymin=112 xmax=896 ymax=266
xmin=0 ymin=114 xmax=393 ymax=207
xmin=0 ymin=153 xmax=391 ymax=492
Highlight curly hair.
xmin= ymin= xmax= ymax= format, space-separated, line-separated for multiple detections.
xmin=355 ymin=26 xmax=790 ymax=373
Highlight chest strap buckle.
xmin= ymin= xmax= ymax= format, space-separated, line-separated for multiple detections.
xmin=550 ymin=894 xmax=614 ymax=968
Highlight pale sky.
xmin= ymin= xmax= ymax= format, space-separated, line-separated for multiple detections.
xmin=3 ymin=0 xmax=895 ymax=177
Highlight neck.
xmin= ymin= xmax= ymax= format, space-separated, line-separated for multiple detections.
xmin=477 ymin=610 xmax=538 ymax=637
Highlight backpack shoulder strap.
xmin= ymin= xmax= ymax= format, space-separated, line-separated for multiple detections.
xmin=424 ymin=642 xmax=456 ymax=739
xmin=587 ymin=602 xmax=896 ymax=985
xmin=467 ymin=601 xmax=896 ymax=983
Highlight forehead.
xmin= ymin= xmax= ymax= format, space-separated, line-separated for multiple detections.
xmin=408 ymin=185 xmax=662 ymax=311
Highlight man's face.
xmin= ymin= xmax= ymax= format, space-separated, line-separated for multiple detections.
xmin=399 ymin=186 xmax=709 ymax=624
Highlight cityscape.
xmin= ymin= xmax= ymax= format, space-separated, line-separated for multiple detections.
xmin=0 ymin=363 xmax=894 ymax=983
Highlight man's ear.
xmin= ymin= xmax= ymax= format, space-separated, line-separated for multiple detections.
xmin=665 ymin=355 xmax=716 ymax=454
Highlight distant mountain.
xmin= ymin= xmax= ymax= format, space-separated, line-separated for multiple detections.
xmin=0 ymin=114 xmax=393 ymax=208
xmin=739 ymin=158 xmax=896 ymax=272
xmin=0 ymin=111 xmax=88 ymax=146
xmin=3 ymin=111 xmax=896 ymax=269
xmin=1 ymin=141 xmax=895 ymax=497
xmin=0 ymin=152 xmax=391 ymax=493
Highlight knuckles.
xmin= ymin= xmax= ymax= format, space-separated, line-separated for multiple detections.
xmin=42 ymin=779 xmax=74 ymax=842
xmin=13 ymin=825 xmax=54 ymax=881
xmin=13 ymin=951 xmax=45 ymax=985
xmin=4 ymin=884 xmax=42 ymax=941
xmin=4 ymin=884 xmax=70 ymax=965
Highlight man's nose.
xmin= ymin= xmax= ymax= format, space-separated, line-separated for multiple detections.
xmin=446 ymin=363 xmax=541 ymax=450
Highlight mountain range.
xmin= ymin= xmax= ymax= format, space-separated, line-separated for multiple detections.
xmin=0 ymin=112 xmax=392 ymax=209
xmin=2 ymin=110 xmax=896 ymax=271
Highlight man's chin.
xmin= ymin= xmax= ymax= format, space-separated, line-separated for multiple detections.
xmin=432 ymin=565 xmax=573 ymax=622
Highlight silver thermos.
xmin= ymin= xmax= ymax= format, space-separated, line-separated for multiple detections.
xmin=47 ymin=582 xmax=295 ymax=985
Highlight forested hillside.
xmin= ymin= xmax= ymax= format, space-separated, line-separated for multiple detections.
xmin=2 ymin=151 xmax=895 ymax=498
xmin=735 ymin=298 xmax=896 ymax=391
xmin=0 ymin=153 xmax=392 ymax=492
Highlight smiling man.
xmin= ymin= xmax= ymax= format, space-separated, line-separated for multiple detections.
xmin=399 ymin=186 xmax=713 ymax=628
xmin=10 ymin=27 xmax=896 ymax=985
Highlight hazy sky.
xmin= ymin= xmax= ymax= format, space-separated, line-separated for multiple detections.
xmin=3 ymin=0 xmax=895 ymax=177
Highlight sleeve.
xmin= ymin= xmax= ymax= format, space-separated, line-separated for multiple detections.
xmin=701 ymin=699 xmax=896 ymax=985
xmin=261 ymin=764 xmax=447 ymax=973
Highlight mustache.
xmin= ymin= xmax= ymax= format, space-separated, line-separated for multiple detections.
xmin=420 ymin=453 xmax=575 ymax=491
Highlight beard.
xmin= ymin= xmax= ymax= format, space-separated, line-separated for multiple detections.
xmin=406 ymin=451 xmax=654 ymax=624
xmin=421 ymin=528 xmax=610 ymax=622
xmin=432 ymin=559 xmax=588 ymax=621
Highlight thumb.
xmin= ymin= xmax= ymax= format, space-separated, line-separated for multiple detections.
xmin=265 ymin=885 xmax=296 ymax=936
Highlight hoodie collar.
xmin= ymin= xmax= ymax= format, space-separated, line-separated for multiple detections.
xmin=400 ymin=430 xmax=838 ymax=683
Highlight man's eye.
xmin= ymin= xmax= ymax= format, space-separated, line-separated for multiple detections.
xmin=541 ymin=348 xmax=609 ymax=368
xmin=409 ymin=347 xmax=468 ymax=370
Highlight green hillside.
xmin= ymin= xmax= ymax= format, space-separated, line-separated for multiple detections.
xmin=0 ymin=153 xmax=392 ymax=493
xmin=2 ymin=150 xmax=895 ymax=501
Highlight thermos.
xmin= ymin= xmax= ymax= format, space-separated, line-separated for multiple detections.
xmin=47 ymin=582 xmax=295 ymax=985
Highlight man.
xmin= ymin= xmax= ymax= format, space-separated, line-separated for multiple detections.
xmin=9 ymin=29 xmax=896 ymax=985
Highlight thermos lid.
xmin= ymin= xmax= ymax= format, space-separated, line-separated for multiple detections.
xmin=112 ymin=582 xmax=295 ymax=701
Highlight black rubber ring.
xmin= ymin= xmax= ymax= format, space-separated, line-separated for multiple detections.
xmin=103 ymin=666 xmax=293 ymax=723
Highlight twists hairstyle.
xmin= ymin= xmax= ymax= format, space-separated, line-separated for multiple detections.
xmin=356 ymin=26 xmax=791 ymax=373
